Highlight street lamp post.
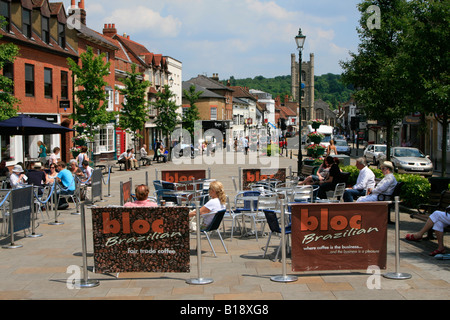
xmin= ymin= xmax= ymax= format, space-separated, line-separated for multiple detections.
xmin=295 ymin=28 xmax=306 ymax=175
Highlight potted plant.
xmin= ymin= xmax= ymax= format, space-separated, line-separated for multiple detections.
xmin=310 ymin=119 xmax=324 ymax=130
xmin=307 ymin=131 xmax=324 ymax=144
xmin=70 ymin=146 xmax=82 ymax=158
xmin=73 ymin=122 xmax=87 ymax=134
xmin=306 ymin=143 xmax=326 ymax=157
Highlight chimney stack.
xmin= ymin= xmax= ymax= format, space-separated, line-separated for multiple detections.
xmin=103 ymin=23 xmax=117 ymax=37
xmin=77 ymin=0 xmax=86 ymax=25
xmin=211 ymin=73 xmax=219 ymax=81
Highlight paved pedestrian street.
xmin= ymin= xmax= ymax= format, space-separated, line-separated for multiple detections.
xmin=0 ymin=153 xmax=449 ymax=302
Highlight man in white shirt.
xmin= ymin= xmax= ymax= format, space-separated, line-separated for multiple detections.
xmin=357 ymin=161 xmax=397 ymax=202
xmin=343 ymin=158 xmax=376 ymax=202
xmin=128 ymin=148 xmax=139 ymax=170
xmin=140 ymin=144 xmax=152 ymax=165
xmin=118 ymin=149 xmax=131 ymax=171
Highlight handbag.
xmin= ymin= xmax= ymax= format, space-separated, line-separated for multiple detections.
xmin=189 ymin=217 xmax=197 ymax=232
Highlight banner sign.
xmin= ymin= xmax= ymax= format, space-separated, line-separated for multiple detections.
xmin=91 ymin=169 xmax=103 ymax=200
xmin=121 ymin=180 xmax=131 ymax=205
xmin=91 ymin=206 xmax=190 ymax=273
xmin=291 ymin=203 xmax=388 ymax=272
xmin=9 ymin=187 xmax=32 ymax=233
xmin=242 ymin=168 xmax=286 ymax=190
xmin=161 ymin=170 xmax=206 ymax=184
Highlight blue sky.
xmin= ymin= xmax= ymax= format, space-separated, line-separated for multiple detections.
xmin=63 ymin=0 xmax=362 ymax=80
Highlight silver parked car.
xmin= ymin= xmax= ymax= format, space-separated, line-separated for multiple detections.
xmin=363 ymin=144 xmax=387 ymax=166
xmin=334 ymin=139 xmax=351 ymax=156
xmin=376 ymin=147 xmax=434 ymax=177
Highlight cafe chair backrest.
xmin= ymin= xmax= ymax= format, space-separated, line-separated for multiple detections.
xmin=203 ymin=209 xmax=226 ymax=232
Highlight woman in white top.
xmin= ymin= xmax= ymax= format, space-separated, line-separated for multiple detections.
xmin=327 ymin=139 xmax=337 ymax=156
xmin=77 ymin=146 xmax=89 ymax=169
xmin=189 ymin=181 xmax=226 ymax=229
xmin=49 ymin=147 xmax=60 ymax=166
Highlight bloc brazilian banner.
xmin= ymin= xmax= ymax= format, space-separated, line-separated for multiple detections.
xmin=91 ymin=206 xmax=190 ymax=273
xmin=161 ymin=170 xmax=206 ymax=183
xmin=291 ymin=203 xmax=388 ymax=272
xmin=242 ymin=168 xmax=286 ymax=190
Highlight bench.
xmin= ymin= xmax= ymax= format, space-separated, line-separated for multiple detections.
xmin=298 ymin=165 xmax=319 ymax=180
xmin=410 ymin=190 xmax=450 ymax=238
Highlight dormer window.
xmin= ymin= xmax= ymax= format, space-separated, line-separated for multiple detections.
xmin=42 ymin=16 xmax=50 ymax=44
xmin=22 ymin=8 xmax=32 ymax=38
xmin=0 ymin=0 xmax=11 ymax=32
xmin=58 ymin=22 xmax=65 ymax=48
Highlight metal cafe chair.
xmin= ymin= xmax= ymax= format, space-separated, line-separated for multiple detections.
xmin=201 ymin=209 xmax=228 ymax=257
xmin=234 ymin=191 xmax=265 ymax=240
xmin=316 ymin=183 xmax=346 ymax=203
xmin=292 ymin=185 xmax=314 ymax=203
xmin=221 ymin=195 xmax=243 ymax=240
xmin=262 ymin=209 xmax=291 ymax=261
xmin=56 ymin=179 xmax=81 ymax=214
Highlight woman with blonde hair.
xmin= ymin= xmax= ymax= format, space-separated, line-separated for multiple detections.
xmin=189 ymin=181 xmax=226 ymax=229
xmin=327 ymin=139 xmax=337 ymax=156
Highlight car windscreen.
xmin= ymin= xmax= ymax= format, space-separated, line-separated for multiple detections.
xmin=394 ymin=148 xmax=424 ymax=158
xmin=335 ymin=141 xmax=347 ymax=146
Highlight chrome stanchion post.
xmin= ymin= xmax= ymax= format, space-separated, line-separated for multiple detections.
xmin=104 ymin=165 xmax=112 ymax=198
xmin=75 ymin=202 xmax=99 ymax=288
xmin=3 ymin=191 xmax=23 ymax=249
xmin=186 ymin=201 xmax=213 ymax=285
xmin=28 ymin=186 xmax=42 ymax=238
xmin=271 ymin=200 xmax=298 ymax=283
xmin=383 ymin=196 xmax=412 ymax=280
xmin=48 ymin=185 xmax=63 ymax=226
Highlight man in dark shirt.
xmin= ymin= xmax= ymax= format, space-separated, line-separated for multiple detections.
xmin=26 ymin=162 xmax=47 ymax=195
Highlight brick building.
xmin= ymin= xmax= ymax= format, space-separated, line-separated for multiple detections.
xmin=0 ymin=0 xmax=78 ymax=165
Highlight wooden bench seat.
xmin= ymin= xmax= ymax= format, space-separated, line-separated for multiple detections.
xmin=410 ymin=190 xmax=450 ymax=237
xmin=298 ymin=165 xmax=319 ymax=180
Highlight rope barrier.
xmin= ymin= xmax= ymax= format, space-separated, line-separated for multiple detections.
xmin=32 ymin=183 xmax=55 ymax=205
xmin=0 ymin=191 xmax=11 ymax=208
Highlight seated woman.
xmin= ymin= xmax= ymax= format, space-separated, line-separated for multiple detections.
xmin=157 ymin=145 xmax=168 ymax=163
xmin=189 ymin=181 xmax=226 ymax=230
xmin=298 ymin=158 xmax=330 ymax=185
xmin=317 ymin=156 xmax=342 ymax=199
xmin=406 ymin=206 xmax=450 ymax=256
xmin=124 ymin=185 xmax=158 ymax=207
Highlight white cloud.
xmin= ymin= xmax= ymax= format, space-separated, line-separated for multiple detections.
xmin=104 ymin=6 xmax=182 ymax=38
xmin=62 ymin=0 xmax=361 ymax=78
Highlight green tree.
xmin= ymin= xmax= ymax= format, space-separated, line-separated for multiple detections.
xmin=67 ymin=47 xmax=116 ymax=140
xmin=117 ymin=63 xmax=151 ymax=149
xmin=182 ymin=84 xmax=202 ymax=137
xmin=0 ymin=17 xmax=20 ymax=121
xmin=398 ymin=0 xmax=449 ymax=176
xmin=340 ymin=0 xmax=410 ymax=160
xmin=153 ymin=85 xmax=179 ymax=154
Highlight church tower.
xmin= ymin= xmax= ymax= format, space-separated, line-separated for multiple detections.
xmin=291 ymin=53 xmax=314 ymax=129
